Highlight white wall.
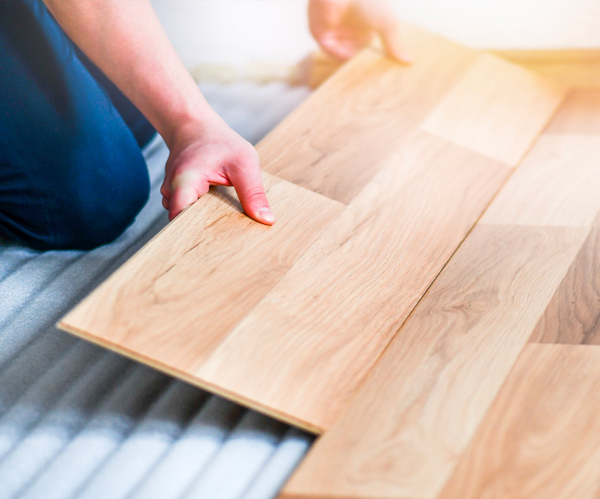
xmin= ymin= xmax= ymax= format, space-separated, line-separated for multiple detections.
xmin=150 ymin=0 xmax=317 ymax=69
xmin=391 ymin=0 xmax=600 ymax=51
xmin=151 ymin=0 xmax=600 ymax=70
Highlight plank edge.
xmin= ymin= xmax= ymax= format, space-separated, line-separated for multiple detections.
xmin=56 ymin=319 xmax=324 ymax=435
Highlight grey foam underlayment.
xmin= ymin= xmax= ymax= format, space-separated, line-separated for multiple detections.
xmin=0 ymin=81 xmax=314 ymax=499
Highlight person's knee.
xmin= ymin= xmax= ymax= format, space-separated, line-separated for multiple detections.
xmin=48 ymin=156 xmax=151 ymax=251
xmin=63 ymin=187 xmax=149 ymax=250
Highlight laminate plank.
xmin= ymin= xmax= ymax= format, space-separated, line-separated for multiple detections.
xmin=530 ymin=229 xmax=600 ymax=345
xmin=282 ymin=224 xmax=587 ymax=498
xmin=198 ymin=135 xmax=510 ymax=432
xmin=261 ymin=23 xmax=479 ymax=203
xmin=545 ymin=89 xmax=600 ymax=134
xmin=480 ymin=135 xmax=600 ymax=227
xmin=60 ymin=174 xmax=344 ymax=376
xmin=421 ymin=54 xmax=563 ymax=166
xmin=438 ymin=344 xmax=600 ymax=499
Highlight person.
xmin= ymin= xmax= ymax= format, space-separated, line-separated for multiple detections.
xmin=0 ymin=0 xmax=409 ymax=250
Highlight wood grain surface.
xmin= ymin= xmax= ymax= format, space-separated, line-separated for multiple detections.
xmin=59 ymin=24 xmax=565 ymax=433
xmin=531 ymin=229 xmax=600 ymax=345
xmin=263 ymin=22 xmax=563 ymax=202
xmin=198 ymin=134 xmax=509 ymax=431
xmin=438 ymin=344 xmax=600 ymax=499
xmin=60 ymin=174 xmax=344 ymax=374
xmin=481 ymin=90 xmax=600 ymax=228
xmin=282 ymin=63 xmax=599 ymax=498
xmin=480 ymin=135 xmax=600 ymax=227
xmin=545 ymin=89 xmax=600 ymax=134
xmin=421 ymin=54 xmax=563 ymax=166
xmin=261 ymin=23 xmax=477 ymax=204
xmin=281 ymin=225 xmax=587 ymax=498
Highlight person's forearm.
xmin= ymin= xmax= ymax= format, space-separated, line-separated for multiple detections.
xmin=43 ymin=0 xmax=219 ymax=149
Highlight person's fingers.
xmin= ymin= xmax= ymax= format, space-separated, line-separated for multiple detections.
xmin=379 ymin=22 xmax=412 ymax=64
xmin=316 ymin=31 xmax=370 ymax=61
xmin=160 ymin=180 xmax=171 ymax=200
xmin=169 ymin=185 xmax=209 ymax=221
xmin=316 ymin=32 xmax=355 ymax=61
xmin=226 ymin=161 xmax=275 ymax=225
xmin=168 ymin=171 xmax=210 ymax=221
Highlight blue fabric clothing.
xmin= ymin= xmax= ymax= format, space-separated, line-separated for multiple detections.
xmin=0 ymin=0 xmax=156 ymax=250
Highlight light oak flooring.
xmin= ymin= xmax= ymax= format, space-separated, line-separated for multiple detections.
xmin=56 ymin=23 xmax=600 ymax=499
xmin=281 ymin=88 xmax=600 ymax=497
xmin=59 ymin=23 xmax=565 ymax=435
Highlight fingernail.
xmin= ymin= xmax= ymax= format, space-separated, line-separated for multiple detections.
xmin=258 ymin=207 xmax=275 ymax=224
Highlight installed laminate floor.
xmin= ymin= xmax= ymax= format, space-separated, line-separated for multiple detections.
xmin=282 ymin=89 xmax=600 ymax=498
xmin=59 ymin=23 xmax=564 ymax=434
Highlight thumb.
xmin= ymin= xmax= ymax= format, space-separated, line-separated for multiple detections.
xmin=168 ymin=171 xmax=210 ymax=221
xmin=228 ymin=163 xmax=275 ymax=226
xmin=316 ymin=31 xmax=359 ymax=61
xmin=379 ymin=23 xmax=412 ymax=64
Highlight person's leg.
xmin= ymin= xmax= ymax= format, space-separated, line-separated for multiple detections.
xmin=0 ymin=0 xmax=151 ymax=250
xmin=73 ymin=47 xmax=157 ymax=149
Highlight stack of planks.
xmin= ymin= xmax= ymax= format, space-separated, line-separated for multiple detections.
xmin=59 ymin=21 xmax=600 ymax=497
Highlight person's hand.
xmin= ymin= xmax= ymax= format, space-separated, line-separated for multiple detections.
xmin=308 ymin=0 xmax=411 ymax=63
xmin=161 ymin=118 xmax=274 ymax=224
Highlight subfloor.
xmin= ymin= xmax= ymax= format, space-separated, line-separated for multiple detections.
xmin=0 ymin=81 xmax=313 ymax=499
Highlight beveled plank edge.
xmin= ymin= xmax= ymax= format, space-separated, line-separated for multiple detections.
xmin=57 ymin=320 xmax=324 ymax=435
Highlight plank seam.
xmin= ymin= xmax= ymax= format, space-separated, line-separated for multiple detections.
xmin=306 ymin=88 xmax=568 ymax=433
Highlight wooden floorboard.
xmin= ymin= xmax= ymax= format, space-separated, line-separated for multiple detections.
xmin=282 ymin=61 xmax=600 ymax=498
xmin=438 ymin=344 xmax=600 ymax=499
xmin=261 ymin=23 xmax=478 ymax=203
xmin=421 ymin=54 xmax=562 ymax=166
xmin=281 ymin=225 xmax=587 ymax=498
xmin=59 ymin=24 xmax=565 ymax=432
xmin=491 ymin=90 xmax=600 ymax=347
xmin=59 ymin=173 xmax=343 ymax=374
xmin=198 ymin=135 xmax=510 ymax=431
xmin=530 ymin=229 xmax=600 ymax=345
xmin=545 ymin=89 xmax=600 ymax=134
xmin=480 ymin=91 xmax=600 ymax=227
xmin=479 ymin=135 xmax=600 ymax=227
